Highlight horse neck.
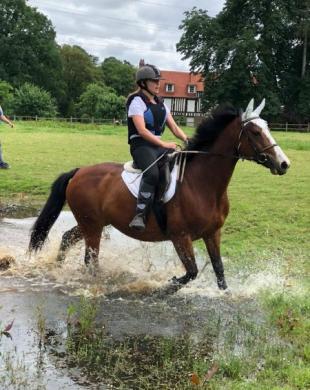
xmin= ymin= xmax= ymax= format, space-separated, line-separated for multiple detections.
xmin=185 ymin=118 xmax=241 ymax=195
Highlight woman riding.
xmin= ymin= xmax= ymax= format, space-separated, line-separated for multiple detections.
xmin=127 ymin=64 xmax=188 ymax=231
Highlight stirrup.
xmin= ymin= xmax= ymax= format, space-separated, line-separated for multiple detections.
xmin=129 ymin=214 xmax=146 ymax=231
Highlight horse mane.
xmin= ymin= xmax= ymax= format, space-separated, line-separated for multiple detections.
xmin=185 ymin=104 xmax=240 ymax=154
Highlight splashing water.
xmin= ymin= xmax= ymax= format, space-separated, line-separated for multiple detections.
xmin=0 ymin=211 xmax=289 ymax=298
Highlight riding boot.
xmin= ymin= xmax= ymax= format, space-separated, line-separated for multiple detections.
xmin=129 ymin=180 xmax=155 ymax=231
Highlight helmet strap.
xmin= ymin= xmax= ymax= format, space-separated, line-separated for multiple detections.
xmin=139 ymin=80 xmax=156 ymax=98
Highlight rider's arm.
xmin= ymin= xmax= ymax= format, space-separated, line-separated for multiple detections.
xmin=132 ymin=116 xmax=176 ymax=149
xmin=166 ymin=113 xmax=188 ymax=142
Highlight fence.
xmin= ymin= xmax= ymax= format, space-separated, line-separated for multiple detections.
xmin=10 ymin=115 xmax=310 ymax=132
xmin=269 ymin=123 xmax=309 ymax=132
xmin=11 ymin=115 xmax=120 ymax=125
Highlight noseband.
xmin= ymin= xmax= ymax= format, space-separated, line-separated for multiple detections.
xmin=236 ymin=117 xmax=278 ymax=164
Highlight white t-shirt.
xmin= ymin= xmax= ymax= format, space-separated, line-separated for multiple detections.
xmin=128 ymin=96 xmax=170 ymax=119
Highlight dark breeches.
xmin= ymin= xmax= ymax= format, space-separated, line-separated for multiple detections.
xmin=130 ymin=144 xmax=167 ymax=186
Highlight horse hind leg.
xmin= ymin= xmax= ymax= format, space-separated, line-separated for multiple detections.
xmin=82 ymin=223 xmax=105 ymax=276
xmin=56 ymin=225 xmax=83 ymax=263
xmin=171 ymin=234 xmax=198 ymax=285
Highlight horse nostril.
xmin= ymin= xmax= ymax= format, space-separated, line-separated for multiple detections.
xmin=281 ymin=161 xmax=289 ymax=170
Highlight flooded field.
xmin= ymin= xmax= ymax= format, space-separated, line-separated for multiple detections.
xmin=0 ymin=209 xmax=306 ymax=389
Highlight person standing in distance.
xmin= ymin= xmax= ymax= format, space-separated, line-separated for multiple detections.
xmin=126 ymin=64 xmax=188 ymax=231
xmin=0 ymin=104 xmax=13 ymax=169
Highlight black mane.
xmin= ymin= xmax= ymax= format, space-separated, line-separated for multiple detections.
xmin=185 ymin=104 xmax=240 ymax=153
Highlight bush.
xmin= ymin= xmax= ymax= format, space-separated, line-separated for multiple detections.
xmin=75 ymin=83 xmax=126 ymax=120
xmin=0 ymin=80 xmax=14 ymax=115
xmin=12 ymin=83 xmax=58 ymax=117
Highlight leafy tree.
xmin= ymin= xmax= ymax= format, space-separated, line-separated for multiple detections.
xmin=75 ymin=83 xmax=126 ymax=120
xmin=101 ymin=57 xmax=136 ymax=97
xmin=13 ymin=83 xmax=58 ymax=117
xmin=0 ymin=0 xmax=64 ymax=104
xmin=0 ymin=80 xmax=14 ymax=113
xmin=60 ymin=45 xmax=101 ymax=115
xmin=177 ymin=1 xmax=309 ymax=121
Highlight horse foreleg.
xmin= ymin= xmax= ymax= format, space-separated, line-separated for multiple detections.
xmin=56 ymin=225 xmax=83 ymax=263
xmin=202 ymin=230 xmax=227 ymax=290
xmin=171 ymin=235 xmax=198 ymax=285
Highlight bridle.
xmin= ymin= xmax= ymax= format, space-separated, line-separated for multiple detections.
xmin=236 ymin=116 xmax=278 ymax=164
xmin=136 ymin=116 xmax=279 ymax=184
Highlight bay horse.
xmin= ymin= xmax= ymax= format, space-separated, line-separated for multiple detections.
xmin=29 ymin=99 xmax=290 ymax=290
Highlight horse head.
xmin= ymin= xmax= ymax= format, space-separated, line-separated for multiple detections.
xmin=238 ymin=99 xmax=290 ymax=175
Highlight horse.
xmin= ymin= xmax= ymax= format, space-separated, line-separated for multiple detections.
xmin=28 ymin=98 xmax=290 ymax=290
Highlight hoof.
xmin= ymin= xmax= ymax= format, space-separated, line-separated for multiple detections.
xmin=0 ymin=255 xmax=15 ymax=271
xmin=171 ymin=276 xmax=181 ymax=285
xmin=55 ymin=254 xmax=65 ymax=264
xmin=170 ymin=274 xmax=191 ymax=285
xmin=217 ymin=278 xmax=227 ymax=290
xmin=87 ymin=262 xmax=99 ymax=277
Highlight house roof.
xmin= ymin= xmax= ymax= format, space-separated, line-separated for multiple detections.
xmin=159 ymin=70 xmax=204 ymax=98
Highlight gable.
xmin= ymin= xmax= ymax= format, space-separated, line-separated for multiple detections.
xmin=159 ymin=70 xmax=204 ymax=98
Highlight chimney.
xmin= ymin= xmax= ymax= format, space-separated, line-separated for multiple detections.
xmin=139 ymin=59 xmax=145 ymax=68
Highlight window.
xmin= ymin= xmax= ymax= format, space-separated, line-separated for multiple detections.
xmin=165 ymin=84 xmax=174 ymax=93
xmin=187 ymin=84 xmax=196 ymax=94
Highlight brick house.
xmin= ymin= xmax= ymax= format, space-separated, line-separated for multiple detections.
xmin=159 ymin=70 xmax=204 ymax=126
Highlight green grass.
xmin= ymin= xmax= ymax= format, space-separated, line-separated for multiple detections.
xmin=63 ymin=293 xmax=310 ymax=389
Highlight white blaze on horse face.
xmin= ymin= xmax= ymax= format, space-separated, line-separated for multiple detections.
xmin=251 ymin=118 xmax=291 ymax=168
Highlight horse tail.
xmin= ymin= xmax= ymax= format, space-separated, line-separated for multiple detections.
xmin=29 ymin=168 xmax=79 ymax=252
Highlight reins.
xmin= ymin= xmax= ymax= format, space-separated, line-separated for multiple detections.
xmin=129 ymin=116 xmax=278 ymax=183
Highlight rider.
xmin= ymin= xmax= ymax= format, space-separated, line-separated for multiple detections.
xmin=127 ymin=64 xmax=188 ymax=231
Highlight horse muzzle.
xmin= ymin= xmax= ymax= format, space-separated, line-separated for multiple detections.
xmin=260 ymin=154 xmax=290 ymax=175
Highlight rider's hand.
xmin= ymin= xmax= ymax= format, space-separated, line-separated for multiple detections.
xmin=162 ymin=141 xmax=177 ymax=150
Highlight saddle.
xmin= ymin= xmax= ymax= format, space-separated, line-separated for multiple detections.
xmin=122 ymin=154 xmax=177 ymax=204
xmin=122 ymin=153 xmax=187 ymax=233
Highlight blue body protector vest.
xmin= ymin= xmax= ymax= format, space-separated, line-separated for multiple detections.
xmin=126 ymin=92 xmax=167 ymax=144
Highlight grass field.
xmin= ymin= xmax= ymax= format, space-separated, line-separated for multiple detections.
xmin=0 ymin=120 xmax=309 ymax=388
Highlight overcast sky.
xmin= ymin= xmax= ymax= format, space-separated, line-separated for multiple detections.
xmin=27 ymin=0 xmax=225 ymax=71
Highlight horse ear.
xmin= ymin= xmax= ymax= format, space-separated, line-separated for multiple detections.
xmin=254 ymin=98 xmax=265 ymax=116
xmin=244 ymin=98 xmax=254 ymax=118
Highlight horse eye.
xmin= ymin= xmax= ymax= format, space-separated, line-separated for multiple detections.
xmin=253 ymin=131 xmax=260 ymax=137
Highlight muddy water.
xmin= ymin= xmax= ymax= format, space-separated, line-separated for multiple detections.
xmin=0 ymin=210 xmax=286 ymax=389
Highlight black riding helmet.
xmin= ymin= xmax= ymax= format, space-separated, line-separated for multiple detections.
xmin=136 ymin=64 xmax=163 ymax=96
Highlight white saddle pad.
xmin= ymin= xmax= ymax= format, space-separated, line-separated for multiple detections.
xmin=121 ymin=163 xmax=178 ymax=204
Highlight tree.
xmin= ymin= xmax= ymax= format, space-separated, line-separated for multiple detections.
xmin=60 ymin=45 xmax=101 ymax=115
xmin=101 ymin=57 xmax=136 ymax=97
xmin=75 ymin=83 xmax=126 ymax=120
xmin=13 ymin=83 xmax=58 ymax=117
xmin=0 ymin=80 xmax=14 ymax=114
xmin=0 ymin=0 xmax=64 ymax=104
xmin=177 ymin=1 xmax=310 ymax=121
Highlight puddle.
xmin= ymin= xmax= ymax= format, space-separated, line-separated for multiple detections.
xmin=0 ymin=208 xmax=290 ymax=388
